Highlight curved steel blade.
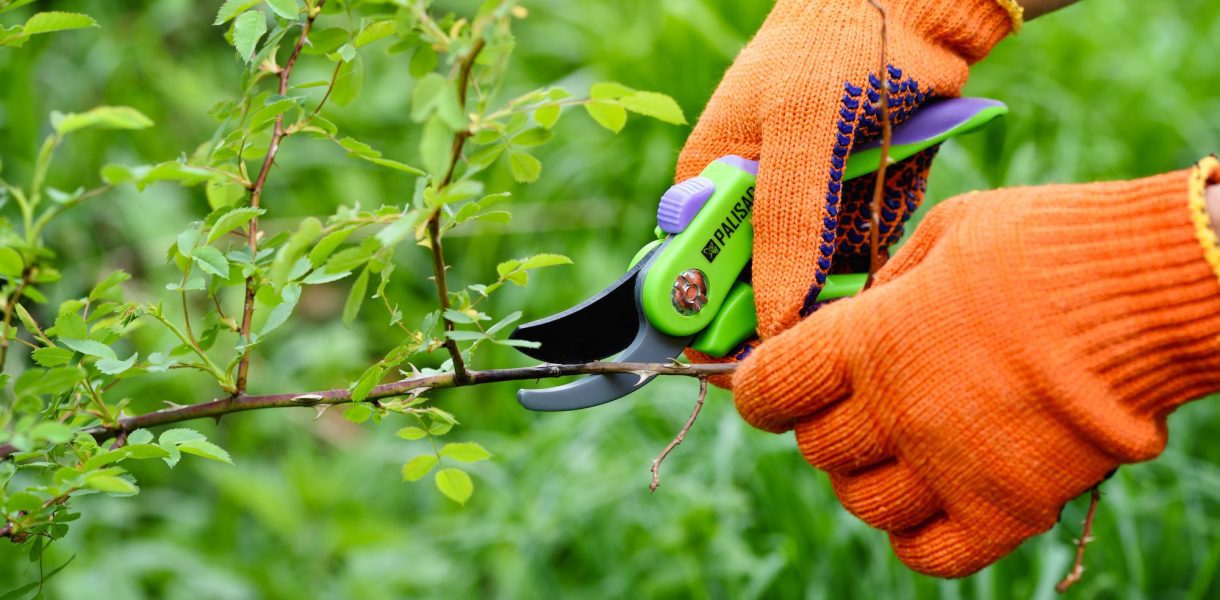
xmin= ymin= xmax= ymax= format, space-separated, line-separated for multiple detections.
xmin=510 ymin=241 xmax=668 ymax=364
xmin=518 ymin=248 xmax=690 ymax=411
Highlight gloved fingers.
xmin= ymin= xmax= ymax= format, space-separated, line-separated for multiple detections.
xmin=829 ymin=459 xmax=942 ymax=533
xmin=870 ymin=194 xmax=971 ymax=286
xmin=751 ymin=83 xmax=862 ymax=337
xmin=794 ymin=400 xmax=889 ymax=473
xmin=730 ymin=305 xmax=855 ymax=433
xmin=888 ymin=514 xmax=1019 ymax=578
xmin=835 ymin=147 xmax=940 ymax=269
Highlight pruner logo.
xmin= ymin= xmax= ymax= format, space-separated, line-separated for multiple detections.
xmin=702 ymin=239 xmax=721 ymax=263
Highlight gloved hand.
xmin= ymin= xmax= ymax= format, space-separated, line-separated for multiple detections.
xmin=732 ymin=158 xmax=1220 ymax=577
xmin=676 ymin=0 xmax=1022 ymax=340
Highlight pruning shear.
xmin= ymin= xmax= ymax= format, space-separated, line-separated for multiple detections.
xmin=510 ymin=97 xmax=1008 ymax=411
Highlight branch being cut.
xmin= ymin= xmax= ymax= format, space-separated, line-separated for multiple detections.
xmin=1056 ymin=486 xmax=1102 ymax=593
xmin=864 ymin=0 xmax=893 ymax=290
xmin=235 ymin=0 xmax=327 ymax=394
xmin=0 ymin=361 xmax=736 ymax=461
xmin=427 ymin=35 xmax=487 ymax=385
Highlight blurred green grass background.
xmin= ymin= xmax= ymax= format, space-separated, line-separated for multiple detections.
xmin=2 ymin=0 xmax=1220 ymax=598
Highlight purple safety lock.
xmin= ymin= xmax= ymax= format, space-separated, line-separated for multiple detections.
xmin=657 ymin=155 xmax=759 ymax=234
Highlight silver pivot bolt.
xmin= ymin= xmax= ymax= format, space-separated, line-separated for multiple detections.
xmin=671 ymin=269 xmax=709 ymax=315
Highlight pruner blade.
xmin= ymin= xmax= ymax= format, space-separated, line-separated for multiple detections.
xmin=515 ymin=245 xmax=689 ymax=411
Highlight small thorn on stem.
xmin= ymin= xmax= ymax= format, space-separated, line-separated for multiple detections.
xmin=1056 ymin=486 xmax=1102 ymax=593
xmin=649 ymin=377 xmax=707 ymax=493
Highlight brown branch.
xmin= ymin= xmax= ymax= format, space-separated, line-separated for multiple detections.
xmin=235 ymin=0 xmax=327 ymax=395
xmin=0 ymin=361 xmax=735 ymax=461
xmin=0 ymin=268 xmax=31 ymax=370
xmin=863 ymin=0 xmax=892 ymax=290
xmin=427 ymin=36 xmax=487 ymax=385
xmin=1056 ymin=486 xmax=1102 ymax=593
xmin=649 ymin=377 xmax=707 ymax=492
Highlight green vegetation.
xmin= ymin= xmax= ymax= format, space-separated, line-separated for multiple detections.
xmin=1 ymin=0 xmax=1218 ymax=598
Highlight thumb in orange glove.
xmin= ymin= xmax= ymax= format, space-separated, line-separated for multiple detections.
xmin=676 ymin=0 xmax=1023 ymax=340
xmin=731 ymin=158 xmax=1220 ymax=577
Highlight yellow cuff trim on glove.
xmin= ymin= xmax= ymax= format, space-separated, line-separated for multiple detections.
xmin=993 ymin=0 xmax=1024 ymax=33
xmin=1188 ymin=156 xmax=1220 ymax=286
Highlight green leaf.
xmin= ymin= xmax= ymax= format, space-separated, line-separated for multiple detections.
xmin=192 ymin=246 xmax=230 ymax=278
xmin=17 ymin=366 xmax=85 ymax=396
xmin=30 ymin=422 xmax=72 ymax=444
xmin=434 ymin=468 xmax=473 ymax=505
xmin=158 ymin=428 xmax=205 ymax=467
xmin=60 ymin=338 xmax=116 ymax=360
xmin=508 ymin=152 xmax=541 ymax=183
xmin=308 ymin=228 xmax=353 ymax=267
xmin=343 ymin=403 xmax=373 ymax=424
xmin=85 ymin=474 xmax=138 ymax=495
xmin=89 ymin=269 xmax=131 ymax=301
xmin=259 ymin=284 xmax=300 ymax=336
xmin=0 ymin=246 xmax=22 ymax=278
xmin=419 ymin=117 xmax=453 ymax=180
xmin=51 ymin=106 xmax=153 ymax=135
xmin=590 ymin=81 xmax=634 ymax=100
xmin=0 ymin=0 xmax=37 ymax=16
xmin=620 ymin=91 xmax=687 ymax=125
xmin=206 ymin=177 xmax=246 ymax=210
xmin=264 ymin=0 xmax=298 ymax=19
xmin=232 ymin=10 xmax=268 ymax=62
xmin=354 ymin=19 xmax=395 ymax=47
xmin=96 ymin=353 xmax=137 ymax=375
xmin=342 ymin=267 xmax=369 ymax=327
xmin=331 ymin=55 xmax=364 ymax=106
xmin=522 ymin=253 xmax=573 ymax=270
xmin=440 ymin=442 xmax=492 ymax=463
xmin=177 ymin=439 xmax=233 ymax=464
xmin=215 ymin=0 xmax=259 ymax=24
xmin=511 ymin=128 xmax=553 ymax=147
xmin=207 ymin=207 xmax=264 ymax=244
xmin=409 ymin=44 xmax=437 ymax=77
xmin=22 ymin=11 xmax=97 ymax=36
xmin=585 ymin=101 xmax=626 ymax=133
xmin=31 ymin=347 xmax=73 ymax=367
xmin=402 ymin=455 xmax=438 ymax=481
xmin=127 ymin=429 xmax=154 ymax=445
xmin=534 ymin=104 xmax=561 ymax=129
xmin=395 ymin=426 xmax=428 ymax=441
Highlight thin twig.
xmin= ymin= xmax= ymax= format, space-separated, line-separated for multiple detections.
xmin=235 ymin=0 xmax=327 ymax=394
xmin=0 ymin=361 xmax=735 ymax=461
xmin=427 ymin=36 xmax=486 ymax=385
xmin=864 ymin=0 xmax=892 ymax=290
xmin=1056 ymin=486 xmax=1102 ymax=593
xmin=649 ymin=377 xmax=708 ymax=493
xmin=0 ymin=268 xmax=31 ymax=370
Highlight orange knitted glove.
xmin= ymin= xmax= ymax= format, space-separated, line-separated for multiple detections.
xmin=676 ymin=0 xmax=1021 ymax=340
xmin=732 ymin=158 xmax=1220 ymax=577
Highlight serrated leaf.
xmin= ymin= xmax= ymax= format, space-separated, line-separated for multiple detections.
xmin=434 ymin=468 xmax=473 ymax=505
xmin=22 ymin=11 xmax=97 ymax=36
xmin=264 ymin=0 xmax=298 ymax=19
xmin=259 ymin=284 xmax=300 ymax=336
xmin=343 ymin=402 xmax=373 ymax=424
xmin=191 ymin=246 xmax=230 ymax=278
xmin=207 ymin=207 xmax=263 ymax=244
xmin=215 ymin=0 xmax=259 ymax=24
xmin=177 ymin=439 xmax=233 ymax=464
xmin=440 ymin=442 xmax=492 ymax=463
xmin=30 ymin=422 xmax=72 ymax=444
xmin=31 ymin=347 xmax=73 ymax=367
xmin=402 ymin=455 xmax=437 ymax=481
xmin=522 ymin=253 xmax=573 ymax=270
xmin=60 ymin=339 xmax=116 ymax=360
xmin=52 ymin=106 xmax=153 ymax=135
xmin=512 ymin=128 xmax=553 ymax=147
xmin=127 ymin=429 xmax=153 ymax=445
xmin=342 ymin=267 xmax=369 ymax=327
xmin=419 ymin=117 xmax=452 ymax=180
xmin=89 ymin=270 xmax=131 ymax=301
xmin=0 ymin=246 xmax=22 ymax=278
xmin=590 ymin=81 xmax=634 ymax=100
xmin=585 ymin=101 xmax=626 ymax=133
xmin=96 ymin=353 xmax=136 ymax=375
xmin=308 ymin=228 xmax=353 ymax=267
xmin=354 ymin=19 xmax=395 ymax=47
xmin=508 ymin=152 xmax=541 ymax=183
xmin=232 ymin=10 xmax=267 ymax=62
xmin=620 ymin=91 xmax=687 ymax=125
xmin=331 ymin=55 xmax=364 ymax=106
xmin=395 ymin=426 xmax=428 ymax=440
xmin=85 ymin=475 xmax=138 ymax=495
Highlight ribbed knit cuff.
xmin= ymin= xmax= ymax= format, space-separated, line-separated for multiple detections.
xmin=1020 ymin=159 xmax=1220 ymax=458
